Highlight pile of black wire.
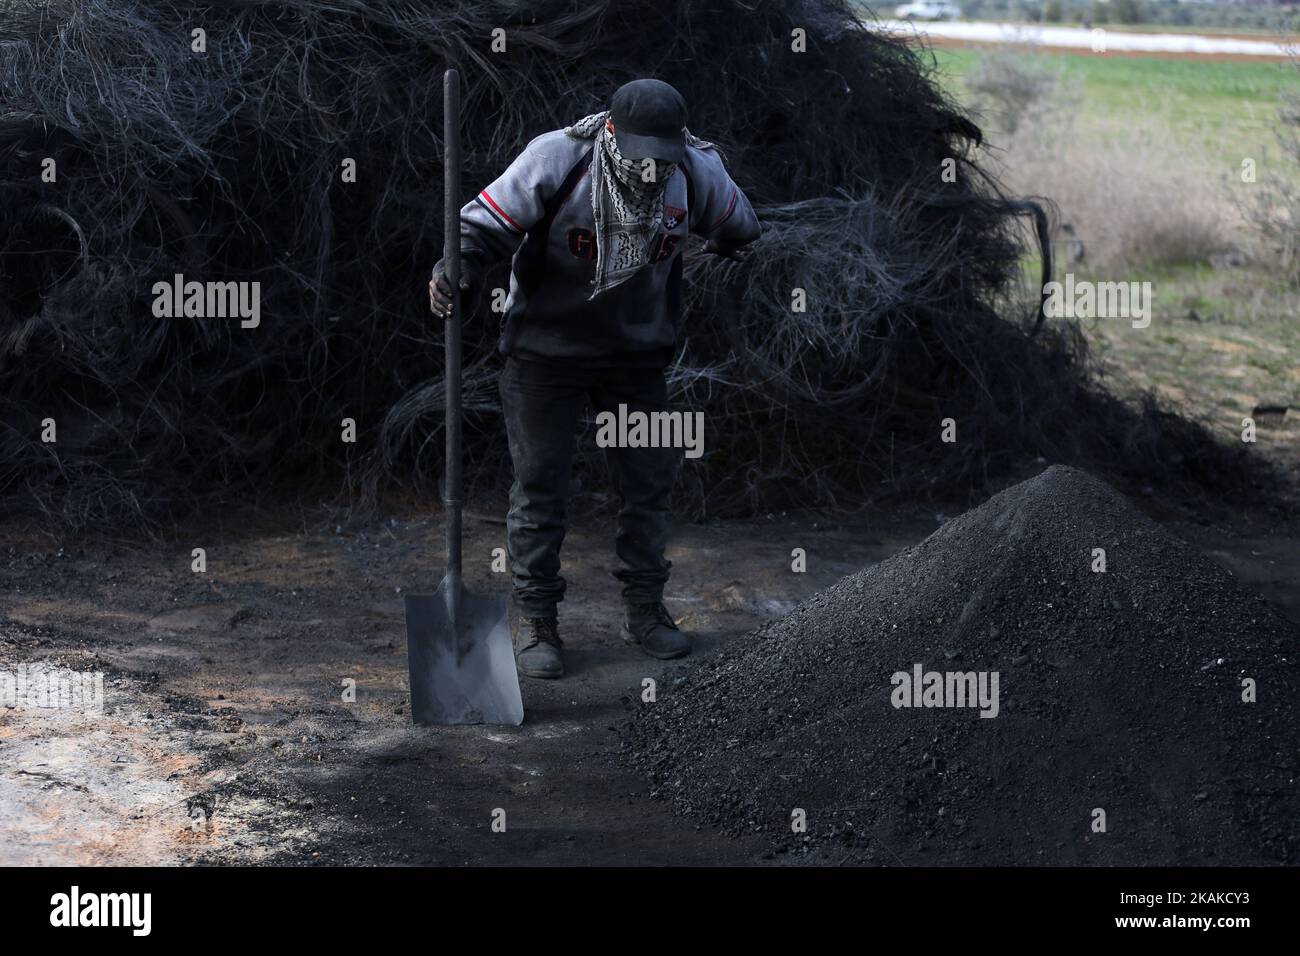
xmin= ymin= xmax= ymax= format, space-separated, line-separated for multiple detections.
xmin=0 ymin=0 xmax=1258 ymax=531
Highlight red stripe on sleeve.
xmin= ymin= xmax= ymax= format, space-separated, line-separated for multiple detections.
xmin=480 ymin=190 xmax=523 ymax=232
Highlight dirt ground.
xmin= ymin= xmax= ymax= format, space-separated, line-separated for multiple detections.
xmin=1 ymin=486 xmax=1297 ymax=866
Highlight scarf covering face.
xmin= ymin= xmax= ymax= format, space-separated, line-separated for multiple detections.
xmin=565 ymin=111 xmax=712 ymax=299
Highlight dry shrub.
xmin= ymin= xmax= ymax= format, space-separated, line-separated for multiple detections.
xmin=1005 ymin=120 xmax=1231 ymax=271
xmin=964 ymin=47 xmax=1233 ymax=273
xmin=1252 ymin=39 xmax=1300 ymax=282
xmin=966 ymin=48 xmax=1061 ymax=137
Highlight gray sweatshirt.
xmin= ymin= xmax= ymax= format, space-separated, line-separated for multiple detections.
xmin=460 ymin=129 xmax=761 ymax=367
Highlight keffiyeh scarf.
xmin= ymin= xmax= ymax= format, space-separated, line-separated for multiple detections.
xmin=565 ymin=111 xmax=711 ymax=299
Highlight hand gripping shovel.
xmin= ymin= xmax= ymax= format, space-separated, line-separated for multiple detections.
xmin=405 ymin=69 xmax=524 ymax=726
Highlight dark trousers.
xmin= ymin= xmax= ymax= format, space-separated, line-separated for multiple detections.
xmin=498 ymin=356 xmax=677 ymax=617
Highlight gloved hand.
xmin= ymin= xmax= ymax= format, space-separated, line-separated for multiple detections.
xmin=704 ymin=237 xmax=753 ymax=262
xmin=428 ymin=258 xmax=481 ymax=318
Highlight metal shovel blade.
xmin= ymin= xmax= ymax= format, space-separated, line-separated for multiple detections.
xmin=405 ymin=576 xmax=523 ymax=726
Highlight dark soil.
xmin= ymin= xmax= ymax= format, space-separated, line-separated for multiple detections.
xmin=624 ymin=465 xmax=1300 ymax=865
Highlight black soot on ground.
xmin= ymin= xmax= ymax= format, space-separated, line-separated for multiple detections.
xmin=625 ymin=465 xmax=1300 ymax=864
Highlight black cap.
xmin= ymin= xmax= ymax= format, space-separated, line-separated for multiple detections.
xmin=609 ymin=79 xmax=687 ymax=163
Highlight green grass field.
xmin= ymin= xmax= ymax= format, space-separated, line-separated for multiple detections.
xmin=931 ymin=47 xmax=1293 ymax=165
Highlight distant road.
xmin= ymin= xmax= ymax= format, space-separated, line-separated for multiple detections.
xmin=875 ymin=20 xmax=1294 ymax=58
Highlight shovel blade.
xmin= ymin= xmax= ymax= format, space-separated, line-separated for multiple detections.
xmin=404 ymin=576 xmax=523 ymax=726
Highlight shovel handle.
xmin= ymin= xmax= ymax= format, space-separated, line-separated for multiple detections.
xmin=443 ymin=68 xmax=463 ymax=610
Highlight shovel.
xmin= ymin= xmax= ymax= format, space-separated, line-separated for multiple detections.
xmin=405 ymin=68 xmax=524 ymax=727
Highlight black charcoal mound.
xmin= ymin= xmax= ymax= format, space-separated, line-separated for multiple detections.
xmin=625 ymin=466 xmax=1300 ymax=864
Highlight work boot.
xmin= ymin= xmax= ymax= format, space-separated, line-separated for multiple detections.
xmin=513 ymin=616 xmax=564 ymax=679
xmin=622 ymin=602 xmax=690 ymax=660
